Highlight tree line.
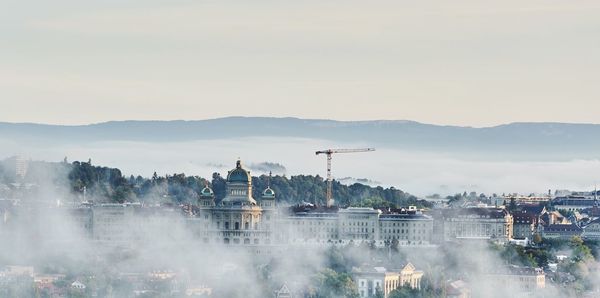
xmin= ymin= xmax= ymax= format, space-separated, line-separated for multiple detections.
xmin=2 ymin=159 xmax=432 ymax=208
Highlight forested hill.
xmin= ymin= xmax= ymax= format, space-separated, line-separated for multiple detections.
xmin=2 ymin=117 xmax=600 ymax=160
xmin=0 ymin=158 xmax=430 ymax=208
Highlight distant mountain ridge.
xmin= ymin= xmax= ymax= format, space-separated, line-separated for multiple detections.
xmin=1 ymin=117 xmax=599 ymax=160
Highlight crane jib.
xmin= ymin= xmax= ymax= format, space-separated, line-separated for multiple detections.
xmin=314 ymin=148 xmax=375 ymax=208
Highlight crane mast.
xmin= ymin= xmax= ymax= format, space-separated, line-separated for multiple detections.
xmin=315 ymin=148 xmax=375 ymax=207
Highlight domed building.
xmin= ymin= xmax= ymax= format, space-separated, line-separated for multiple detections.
xmin=221 ymin=160 xmax=257 ymax=206
xmin=193 ymin=159 xmax=277 ymax=247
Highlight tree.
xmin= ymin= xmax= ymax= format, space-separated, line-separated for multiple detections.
xmin=312 ymin=269 xmax=359 ymax=298
xmin=570 ymin=236 xmax=593 ymax=263
xmin=508 ymin=197 xmax=517 ymax=212
xmin=388 ymin=287 xmax=420 ymax=298
xmin=391 ymin=238 xmax=399 ymax=252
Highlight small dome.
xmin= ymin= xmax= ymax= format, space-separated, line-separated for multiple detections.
xmin=227 ymin=160 xmax=251 ymax=183
xmin=200 ymin=186 xmax=214 ymax=197
xmin=263 ymin=187 xmax=275 ymax=198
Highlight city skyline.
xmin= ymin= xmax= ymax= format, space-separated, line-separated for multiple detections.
xmin=2 ymin=2 xmax=600 ymax=297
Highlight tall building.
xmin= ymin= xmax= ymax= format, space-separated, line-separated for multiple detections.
xmin=14 ymin=156 xmax=28 ymax=179
xmin=511 ymin=211 xmax=537 ymax=240
xmin=192 ymin=160 xmax=276 ymax=247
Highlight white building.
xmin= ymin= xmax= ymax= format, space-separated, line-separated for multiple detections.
xmin=353 ymin=264 xmax=423 ymax=298
xmin=438 ymin=207 xmax=513 ymax=242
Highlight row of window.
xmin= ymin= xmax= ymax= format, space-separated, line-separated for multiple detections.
xmin=214 ymin=221 xmax=271 ymax=230
xmin=215 ymin=237 xmax=272 ymax=245
xmin=381 ymin=222 xmax=429 ymax=227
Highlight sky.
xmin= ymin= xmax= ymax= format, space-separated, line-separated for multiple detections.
xmin=1 ymin=0 xmax=599 ymax=127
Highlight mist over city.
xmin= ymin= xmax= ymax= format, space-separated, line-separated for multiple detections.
xmin=2 ymin=1 xmax=600 ymax=297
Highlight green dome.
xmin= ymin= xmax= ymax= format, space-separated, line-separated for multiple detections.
xmin=227 ymin=160 xmax=250 ymax=183
xmin=263 ymin=187 xmax=275 ymax=197
xmin=200 ymin=186 xmax=214 ymax=197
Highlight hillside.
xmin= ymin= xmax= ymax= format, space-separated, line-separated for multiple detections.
xmin=0 ymin=158 xmax=428 ymax=208
xmin=1 ymin=117 xmax=599 ymax=160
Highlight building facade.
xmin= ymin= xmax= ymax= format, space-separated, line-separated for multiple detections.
xmin=541 ymin=223 xmax=582 ymax=240
xmin=483 ymin=265 xmax=545 ymax=293
xmin=281 ymin=206 xmax=434 ymax=247
xmin=353 ymin=264 xmax=423 ymax=298
xmin=552 ymin=196 xmax=598 ymax=212
xmin=438 ymin=207 xmax=513 ymax=242
xmin=378 ymin=207 xmax=433 ymax=246
xmin=511 ymin=211 xmax=537 ymax=240
xmin=190 ymin=160 xmax=276 ymax=248
xmin=582 ymin=218 xmax=600 ymax=240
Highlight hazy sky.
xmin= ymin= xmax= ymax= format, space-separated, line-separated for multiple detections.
xmin=1 ymin=0 xmax=599 ymax=126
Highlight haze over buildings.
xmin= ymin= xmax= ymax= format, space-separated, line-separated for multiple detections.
xmin=2 ymin=1 xmax=600 ymax=297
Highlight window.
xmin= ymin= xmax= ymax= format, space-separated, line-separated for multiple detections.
xmin=235 ymin=222 xmax=240 ymax=230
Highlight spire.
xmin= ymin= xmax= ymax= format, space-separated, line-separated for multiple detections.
xmin=262 ymin=171 xmax=276 ymax=201
xmin=236 ymin=159 xmax=242 ymax=169
xmin=268 ymin=171 xmax=272 ymax=188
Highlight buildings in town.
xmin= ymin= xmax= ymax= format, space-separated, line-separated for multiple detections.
xmin=69 ymin=160 xmax=435 ymax=248
xmin=353 ymin=264 xmax=423 ymax=298
xmin=378 ymin=206 xmax=433 ymax=246
xmin=14 ymin=156 xmax=29 ymax=179
xmin=281 ymin=205 xmax=433 ymax=247
xmin=540 ymin=223 xmax=582 ymax=240
xmin=511 ymin=211 xmax=538 ymax=239
xmin=491 ymin=195 xmax=551 ymax=207
xmin=61 ymin=159 xmax=561 ymax=248
xmin=582 ymin=218 xmax=600 ymax=240
xmin=552 ymin=196 xmax=598 ymax=212
xmin=483 ymin=265 xmax=545 ymax=293
xmin=436 ymin=207 xmax=513 ymax=243
xmin=445 ymin=280 xmax=471 ymax=298
xmin=46 ymin=159 xmax=600 ymax=247
xmin=83 ymin=203 xmax=183 ymax=245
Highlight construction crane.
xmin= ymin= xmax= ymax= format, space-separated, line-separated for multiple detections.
xmin=315 ymin=148 xmax=375 ymax=207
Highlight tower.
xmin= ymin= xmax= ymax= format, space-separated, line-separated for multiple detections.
xmin=198 ymin=183 xmax=215 ymax=208
xmin=261 ymin=171 xmax=276 ymax=209
xmin=221 ymin=159 xmax=257 ymax=206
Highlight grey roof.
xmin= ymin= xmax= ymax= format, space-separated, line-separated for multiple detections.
xmin=442 ymin=207 xmax=509 ymax=219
